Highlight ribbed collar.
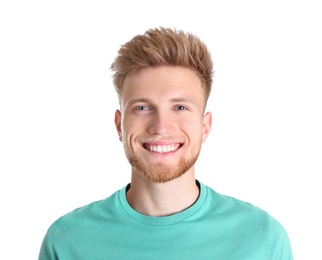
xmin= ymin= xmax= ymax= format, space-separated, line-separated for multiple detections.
xmin=118 ymin=180 xmax=207 ymax=226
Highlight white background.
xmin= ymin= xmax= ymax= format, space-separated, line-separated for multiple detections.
xmin=1 ymin=0 xmax=321 ymax=259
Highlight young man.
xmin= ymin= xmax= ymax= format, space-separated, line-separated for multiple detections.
xmin=39 ymin=27 xmax=293 ymax=259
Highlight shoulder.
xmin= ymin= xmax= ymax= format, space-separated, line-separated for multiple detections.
xmin=204 ymin=184 xmax=270 ymax=221
xmin=202 ymin=183 xmax=288 ymax=237
xmin=203 ymin=184 xmax=293 ymax=258
xmin=39 ymin=188 xmax=126 ymax=259
xmin=46 ymin=189 xmax=121 ymax=238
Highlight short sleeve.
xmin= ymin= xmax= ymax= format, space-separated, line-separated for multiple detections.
xmin=269 ymin=215 xmax=293 ymax=259
xmin=38 ymin=232 xmax=57 ymax=260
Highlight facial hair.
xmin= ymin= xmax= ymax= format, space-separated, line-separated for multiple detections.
xmin=124 ymin=142 xmax=201 ymax=183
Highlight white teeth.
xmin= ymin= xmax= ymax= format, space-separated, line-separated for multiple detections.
xmin=147 ymin=144 xmax=180 ymax=153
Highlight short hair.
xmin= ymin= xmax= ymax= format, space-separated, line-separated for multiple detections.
xmin=110 ymin=27 xmax=214 ymax=105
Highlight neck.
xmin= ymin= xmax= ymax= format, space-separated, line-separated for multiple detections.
xmin=126 ymin=169 xmax=199 ymax=217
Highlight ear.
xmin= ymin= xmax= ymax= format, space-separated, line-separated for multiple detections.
xmin=114 ymin=109 xmax=122 ymax=142
xmin=202 ymin=112 xmax=212 ymax=143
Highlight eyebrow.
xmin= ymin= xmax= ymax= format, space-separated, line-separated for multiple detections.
xmin=127 ymin=97 xmax=197 ymax=106
xmin=170 ymin=97 xmax=197 ymax=106
xmin=126 ymin=98 xmax=152 ymax=107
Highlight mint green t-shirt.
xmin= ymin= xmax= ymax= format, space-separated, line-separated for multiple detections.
xmin=39 ymin=182 xmax=293 ymax=259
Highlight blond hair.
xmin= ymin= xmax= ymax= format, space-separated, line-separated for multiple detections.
xmin=111 ymin=27 xmax=214 ymax=104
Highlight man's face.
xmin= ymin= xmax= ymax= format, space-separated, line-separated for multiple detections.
xmin=115 ymin=66 xmax=212 ymax=183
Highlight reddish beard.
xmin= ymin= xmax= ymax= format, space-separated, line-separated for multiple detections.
xmin=125 ymin=145 xmax=201 ymax=183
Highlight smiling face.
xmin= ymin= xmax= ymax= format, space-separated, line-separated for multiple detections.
xmin=115 ymin=66 xmax=212 ymax=183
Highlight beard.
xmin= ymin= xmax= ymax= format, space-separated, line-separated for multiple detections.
xmin=124 ymin=143 xmax=201 ymax=183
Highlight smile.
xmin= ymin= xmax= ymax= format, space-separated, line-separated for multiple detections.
xmin=143 ymin=143 xmax=182 ymax=153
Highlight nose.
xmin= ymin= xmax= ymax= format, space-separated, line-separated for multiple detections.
xmin=147 ymin=110 xmax=175 ymax=135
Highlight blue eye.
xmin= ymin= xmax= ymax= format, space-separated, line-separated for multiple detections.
xmin=176 ymin=105 xmax=186 ymax=110
xmin=136 ymin=106 xmax=149 ymax=110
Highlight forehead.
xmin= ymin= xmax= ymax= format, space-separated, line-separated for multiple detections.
xmin=121 ymin=66 xmax=204 ymax=104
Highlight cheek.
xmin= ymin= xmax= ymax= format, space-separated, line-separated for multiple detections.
xmin=123 ymin=114 xmax=151 ymax=131
xmin=181 ymin=118 xmax=204 ymax=137
xmin=122 ymin=119 xmax=145 ymax=141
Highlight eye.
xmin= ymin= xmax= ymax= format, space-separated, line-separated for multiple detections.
xmin=176 ymin=105 xmax=187 ymax=111
xmin=135 ymin=105 xmax=150 ymax=111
